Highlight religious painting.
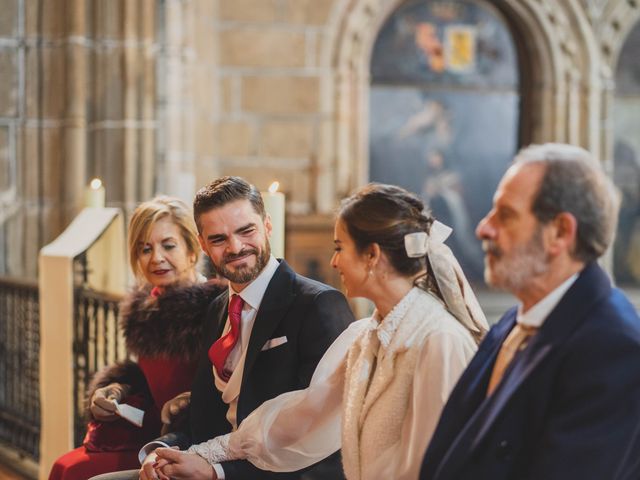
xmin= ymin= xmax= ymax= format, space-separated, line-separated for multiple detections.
xmin=613 ymin=20 xmax=640 ymax=286
xmin=369 ymin=0 xmax=520 ymax=282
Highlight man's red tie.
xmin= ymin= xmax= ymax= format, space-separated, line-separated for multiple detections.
xmin=209 ymin=294 xmax=244 ymax=382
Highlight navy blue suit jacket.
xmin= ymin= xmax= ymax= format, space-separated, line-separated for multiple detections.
xmin=420 ymin=263 xmax=640 ymax=480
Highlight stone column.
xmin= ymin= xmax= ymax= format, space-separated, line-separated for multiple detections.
xmin=154 ymin=0 xmax=219 ymax=205
xmin=89 ymin=0 xmax=158 ymax=212
xmin=0 ymin=0 xmax=163 ymax=278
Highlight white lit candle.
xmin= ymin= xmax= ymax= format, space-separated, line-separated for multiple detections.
xmin=85 ymin=178 xmax=105 ymax=208
xmin=262 ymin=181 xmax=285 ymax=258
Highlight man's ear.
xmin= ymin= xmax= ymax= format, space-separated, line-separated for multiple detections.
xmin=546 ymin=212 xmax=578 ymax=255
xmin=197 ymin=234 xmax=207 ymax=254
xmin=264 ymin=213 xmax=273 ymax=237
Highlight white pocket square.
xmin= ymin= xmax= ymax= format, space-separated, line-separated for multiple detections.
xmin=261 ymin=336 xmax=288 ymax=351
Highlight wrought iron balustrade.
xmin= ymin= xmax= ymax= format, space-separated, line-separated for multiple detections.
xmin=0 ymin=277 xmax=40 ymax=462
xmin=72 ymin=287 xmax=125 ymax=446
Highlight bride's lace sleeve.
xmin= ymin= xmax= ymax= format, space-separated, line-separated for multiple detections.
xmin=187 ymin=319 xmax=372 ymax=472
xmin=187 ymin=433 xmax=232 ymax=464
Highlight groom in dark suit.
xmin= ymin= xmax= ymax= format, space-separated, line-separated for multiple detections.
xmin=135 ymin=176 xmax=354 ymax=480
xmin=421 ymin=143 xmax=640 ymax=480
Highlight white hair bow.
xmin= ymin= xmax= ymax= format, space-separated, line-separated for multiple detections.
xmin=404 ymin=221 xmax=453 ymax=258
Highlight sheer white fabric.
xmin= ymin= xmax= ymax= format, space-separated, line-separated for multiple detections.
xmin=187 ymin=319 xmax=368 ymax=466
xmin=189 ymin=288 xmax=478 ymax=479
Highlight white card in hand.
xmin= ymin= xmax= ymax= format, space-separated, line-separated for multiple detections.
xmin=113 ymin=400 xmax=145 ymax=427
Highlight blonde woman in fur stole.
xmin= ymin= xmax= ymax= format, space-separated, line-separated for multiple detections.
xmin=151 ymin=184 xmax=488 ymax=480
xmin=50 ymin=196 xmax=224 ymax=480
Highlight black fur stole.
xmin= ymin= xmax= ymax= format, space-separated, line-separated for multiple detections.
xmin=120 ymin=281 xmax=223 ymax=362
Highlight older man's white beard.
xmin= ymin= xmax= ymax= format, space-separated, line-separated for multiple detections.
xmin=484 ymin=231 xmax=549 ymax=292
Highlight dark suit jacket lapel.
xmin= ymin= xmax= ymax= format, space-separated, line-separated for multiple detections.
xmin=470 ymin=342 xmax=552 ymax=448
xmin=213 ymin=290 xmax=230 ymax=340
xmin=433 ymin=311 xmax=517 ymax=479
xmin=242 ymin=260 xmax=296 ymax=380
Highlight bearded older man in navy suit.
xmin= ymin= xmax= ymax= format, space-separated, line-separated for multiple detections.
xmin=420 ymin=143 xmax=640 ymax=480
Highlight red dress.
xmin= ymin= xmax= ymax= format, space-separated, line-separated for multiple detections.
xmin=48 ymin=282 xmax=221 ymax=480
xmin=48 ymin=357 xmax=197 ymax=480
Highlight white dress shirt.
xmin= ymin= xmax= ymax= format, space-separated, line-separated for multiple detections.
xmin=516 ymin=273 xmax=578 ymax=328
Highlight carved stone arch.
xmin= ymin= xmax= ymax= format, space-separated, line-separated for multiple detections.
xmin=598 ymin=0 xmax=640 ymax=68
xmin=585 ymin=0 xmax=640 ymax=168
xmin=471 ymin=0 xmax=602 ymax=152
xmin=317 ymin=0 xmax=607 ymax=211
xmin=315 ymin=0 xmax=395 ymax=211
xmin=556 ymin=0 xmax=603 ymax=154
xmin=498 ymin=0 xmax=570 ymax=143
xmin=567 ymin=0 xmax=611 ymax=158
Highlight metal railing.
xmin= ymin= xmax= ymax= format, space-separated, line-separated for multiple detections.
xmin=0 ymin=277 xmax=40 ymax=462
xmin=72 ymin=286 xmax=125 ymax=446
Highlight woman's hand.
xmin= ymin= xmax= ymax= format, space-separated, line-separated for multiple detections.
xmin=160 ymin=391 xmax=191 ymax=435
xmin=140 ymin=451 xmax=159 ymax=480
xmin=161 ymin=391 xmax=191 ymax=425
xmin=154 ymin=448 xmax=217 ymax=480
xmin=90 ymin=382 xmax=130 ymax=421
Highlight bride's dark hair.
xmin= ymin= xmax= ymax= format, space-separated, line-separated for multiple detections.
xmin=338 ymin=183 xmax=440 ymax=296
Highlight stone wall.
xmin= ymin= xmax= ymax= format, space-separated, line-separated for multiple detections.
xmin=2 ymin=0 xmax=640 ymax=283
xmin=204 ymin=0 xmax=337 ymax=217
xmin=0 ymin=0 xmax=160 ymax=278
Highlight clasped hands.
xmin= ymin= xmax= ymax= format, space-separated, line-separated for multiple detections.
xmin=140 ymin=448 xmax=216 ymax=480
xmin=138 ymin=391 xmax=215 ymax=479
